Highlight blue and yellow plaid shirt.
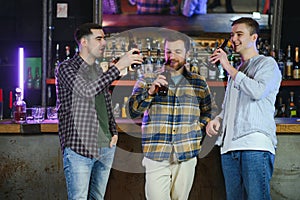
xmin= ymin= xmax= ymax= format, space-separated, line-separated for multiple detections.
xmin=128 ymin=68 xmax=212 ymax=162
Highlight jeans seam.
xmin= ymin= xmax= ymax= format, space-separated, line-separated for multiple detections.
xmin=263 ymin=152 xmax=267 ymax=200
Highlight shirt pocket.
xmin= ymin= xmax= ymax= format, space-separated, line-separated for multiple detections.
xmin=177 ymin=94 xmax=200 ymax=122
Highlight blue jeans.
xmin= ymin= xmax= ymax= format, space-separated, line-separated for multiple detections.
xmin=221 ymin=150 xmax=275 ymax=200
xmin=63 ymin=147 xmax=116 ymax=200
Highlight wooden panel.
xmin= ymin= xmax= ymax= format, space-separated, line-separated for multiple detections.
xmin=0 ymin=122 xmax=20 ymax=133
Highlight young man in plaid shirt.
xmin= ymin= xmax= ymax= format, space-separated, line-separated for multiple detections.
xmin=128 ymin=31 xmax=212 ymax=200
xmin=55 ymin=23 xmax=143 ymax=200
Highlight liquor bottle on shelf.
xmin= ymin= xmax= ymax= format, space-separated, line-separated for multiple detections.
xmin=65 ymin=45 xmax=71 ymax=60
xmin=9 ymin=91 xmax=13 ymax=119
xmin=74 ymin=45 xmax=79 ymax=54
xmin=154 ymin=42 xmax=164 ymax=74
xmin=287 ymin=91 xmax=297 ymax=117
xmin=121 ymin=97 xmax=128 ymax=118
xmin=127 ymin=33 xmax=137 ymax=51
xmin=27 ymin=67 xmax=33 ymax=89
xmin=217 ymin=62 xmax=226 ymax=81
xmin=144 ymin=39 xmax=154 ymax=75
xmin=262 ymin=39 xmax=270 ymax=56
xmin=52 ymin=43 xmax=60 ymax=78
xmin=111 ymin=38 xmax=117 ymax=53
xmin=47 ymin=85 xmax=56 ymax=106
xmin=110 ymin=46 xmax=117 ymax=63
xmin=275 ymin=96 xmax=286 ymax=117
xmin=293 ymin=47 xmax=300 ymax=80
xmin=208 ymin=64 xmax=217 ymax=80
xmin=34 ymin=67 xmax=41 ymax=89
xmin=129 ymin=38 xmax=142 ymax=71
xmin=190 ymin=52 xmax=199 ymax=74
xmin=113 ymin=103 xmax=120 ymax=118
xmin=277 ymin=49 xmax=285 ymax=79
xmin=270 ymin=44 xmax=276 ymax=58
xmin=135 ymin=39 xmax=144 ymax=80
xmin=199 ymin=57 xmax=208 ymax=79
xmin=185 ymin=57 xmax=191 ymax=72
xmin=228 ymin=49 xmax=235 ymax=68
xmin=121 ymin=39 xmax=126 ymax=53
xmin=127 ymin=43 xmax=137 ymax=79
xmin=285 ymin=45 xmax=293 ymax=80
xmin=13 ymin=88 xmax=26 ymax=123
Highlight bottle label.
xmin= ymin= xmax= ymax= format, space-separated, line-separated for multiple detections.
xmin=286 ymin=61 xmax=293 ymax=76
xmin=291 ymin=110 xmax=297 ymax=117
xmin=199 ymin=67 xmax=208 ymax=78
xmin=293 ymin=69 xmax=300 ymax=79
xmin=209 ymin=69 xmax=217 ymax=80
xmin=122 ymin=107 xmax=127 ymax=118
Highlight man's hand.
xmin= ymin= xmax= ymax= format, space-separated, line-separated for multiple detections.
xmin=148 ymin=74 xmax=168 ymax=96
xmin=209 ymin=48 xmax=238 ymax=80
xmin=206 ymin=118 xmax=221 ymax=137
xmin=114 ymin=48 xmax=144 ymax=71
xmin=110 ymin=135 xmax=118 ymax=148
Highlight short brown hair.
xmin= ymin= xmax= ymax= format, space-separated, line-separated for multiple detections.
xmin=231 ymin=17 xmax=259 ymax=35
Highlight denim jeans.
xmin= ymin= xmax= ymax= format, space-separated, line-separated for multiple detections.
xmin=221 ymin=150 xmax=275 ymax=200
xmin=63 ymin=146 xmax=116 ymax=200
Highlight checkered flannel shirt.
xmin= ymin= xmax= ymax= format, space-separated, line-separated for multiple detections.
xmin=128 ymin=68 xmax=212 ymax=162
xmin=55 ymin=54 xmax=119 ymax=158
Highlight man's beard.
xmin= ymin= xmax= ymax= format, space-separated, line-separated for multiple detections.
xmin=168 ymin=59 xmax=186 ymax=71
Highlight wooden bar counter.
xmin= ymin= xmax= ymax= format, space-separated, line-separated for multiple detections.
xmin=1 ymin=118 xmax=299 ymax=134
xmin=0 ymin=118 xmax=299 ymax=200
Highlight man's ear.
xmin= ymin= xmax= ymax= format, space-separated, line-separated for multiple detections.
xmin=80 ymin=37 xmax=87 ymax=47
xmin=185 ymin=49 xmax=191 ymax=61
xmin=252 ymin=33 xmax=258 ymax=42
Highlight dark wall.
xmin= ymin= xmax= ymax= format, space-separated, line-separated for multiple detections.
xmin=52 ymin=0 xmax=93 ymax=61
xmin=281 ymin=0 xmax=300 ymax=50
xmin=0 ymin=0 xmax=43 ymax=118
xmin=0 ymin=0 xmax=93 ymax=118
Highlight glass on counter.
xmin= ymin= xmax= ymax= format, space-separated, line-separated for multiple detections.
xmin=47 ymin=106 xmax=58 ymax=120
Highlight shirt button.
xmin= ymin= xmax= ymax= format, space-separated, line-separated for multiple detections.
xmin=172 ymin=129 xmax=176 ymax=133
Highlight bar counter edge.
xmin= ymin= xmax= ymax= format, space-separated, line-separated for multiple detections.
xmin=0 ymin=117 xmax=299 ymax=134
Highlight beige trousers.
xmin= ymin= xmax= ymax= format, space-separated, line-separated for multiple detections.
xmin=142 ymin=156 xmax=197 ymax=200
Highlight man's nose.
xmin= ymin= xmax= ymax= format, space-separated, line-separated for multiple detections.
xmin=169 ymin=52 xmax=176 ymax=59
xmin=230 ymin=35 xmax=237 ymax=42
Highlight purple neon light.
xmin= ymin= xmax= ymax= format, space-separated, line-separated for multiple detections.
xmin=18 ymin=48 xmax=24 ymax=99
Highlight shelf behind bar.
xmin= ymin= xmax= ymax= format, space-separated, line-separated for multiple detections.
xmin=280 ymin=80 xmax=300 ymax=86
xmin=46 ymin=78 xmax=300 ymax=87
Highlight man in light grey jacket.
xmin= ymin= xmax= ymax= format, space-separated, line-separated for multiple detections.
xmin=206 ymin=17 xmax=281 ymax=200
